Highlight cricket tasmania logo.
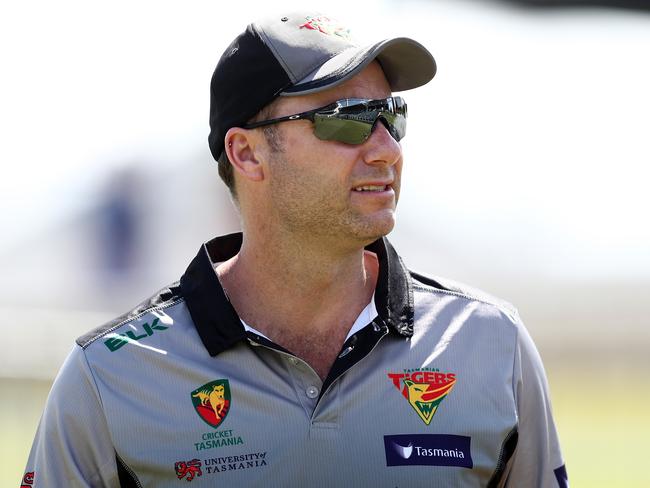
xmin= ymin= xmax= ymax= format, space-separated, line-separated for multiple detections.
xmin=191 ymin=379 xmax=231 ymax=429
xmin=388 ymin=369 xmax=457 ymax=425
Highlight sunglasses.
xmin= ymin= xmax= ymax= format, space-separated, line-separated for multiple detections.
xmin=243 ymin=96 xmax=407 ymax=145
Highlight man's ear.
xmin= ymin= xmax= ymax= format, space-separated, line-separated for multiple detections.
xmin=224 ymin=127 xmax=265 ymax=182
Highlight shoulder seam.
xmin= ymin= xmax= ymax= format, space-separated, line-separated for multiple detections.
xmin=77 ymin=298 xmax=185 ymax=349
xmin=412 ymin=281 xmax=512 ymax=310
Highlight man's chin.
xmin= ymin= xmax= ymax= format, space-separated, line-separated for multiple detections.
xmin=352 ymin=216 xmax=396 ymax=245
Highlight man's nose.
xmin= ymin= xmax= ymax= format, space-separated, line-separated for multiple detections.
xmin=362 ymin=118 xmax=402 ymax=166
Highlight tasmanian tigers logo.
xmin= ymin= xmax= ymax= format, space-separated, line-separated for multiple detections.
xmin=174 ymin=459 xmax=202 ymax=482
xmin=190 ymin=379 xmax=231 ymax=428
xmin=388 ymin=369 xmax=456 ymax=425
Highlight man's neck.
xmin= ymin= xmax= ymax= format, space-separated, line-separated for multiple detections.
xmin=216 ymin=233 xmax=379 ymax=380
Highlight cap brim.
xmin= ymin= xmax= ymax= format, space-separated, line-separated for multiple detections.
xmin=281 ymin=37 xmax=436 ymax=96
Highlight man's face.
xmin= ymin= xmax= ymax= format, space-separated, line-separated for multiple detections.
xmin=260 ymin=61 xmax=403 ymax=246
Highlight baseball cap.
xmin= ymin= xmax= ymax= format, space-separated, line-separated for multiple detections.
xmin=208 ymin=12 xmax=436 ymax=161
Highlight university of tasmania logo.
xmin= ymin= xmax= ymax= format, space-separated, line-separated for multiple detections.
xmin=191 ymin=379 xmax=231 ymax=429
xmin=388 ymin=369 xmax=457 ymax=425
xmin=175 ymin=459 xmax=202 ymax=482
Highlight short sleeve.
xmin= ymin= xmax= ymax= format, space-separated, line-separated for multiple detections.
xmin=505 ymin=319 xmax=568 ymax=488
xmin=21 ymin=345 xmax=120 ymax=487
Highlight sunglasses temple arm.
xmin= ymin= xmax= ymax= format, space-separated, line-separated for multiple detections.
xmin=243 ymin=109 xmax=317 ymax=129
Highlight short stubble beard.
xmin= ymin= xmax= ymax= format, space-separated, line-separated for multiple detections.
xmin=265 ymin=131 xmax=396 ymax=247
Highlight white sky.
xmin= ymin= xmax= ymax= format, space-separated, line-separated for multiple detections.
xmin=1 ymin=0 xmax=649 ymax=281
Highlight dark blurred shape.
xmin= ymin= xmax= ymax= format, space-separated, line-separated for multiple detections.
xmin=94 ymin=168 xmax=143 ymax=288
xmin=495 ymin=0 xmax=650 ymax=10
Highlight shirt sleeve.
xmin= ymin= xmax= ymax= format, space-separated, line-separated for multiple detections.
xmin=504 ymin=318 xmax=568 ymax=488
xmin=21 ymin=345 xmax=120 ymax=488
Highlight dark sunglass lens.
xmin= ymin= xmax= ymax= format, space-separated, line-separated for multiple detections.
xmin=311 ymin=98 xmax=408 ymax=144
xmin=313 ymin=115 xmax=371 ymax=144
xmin=389 ymin=114 xmax=407 ymax=141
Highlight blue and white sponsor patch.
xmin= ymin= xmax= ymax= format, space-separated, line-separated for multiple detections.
xmin=384 ymin=434 xmax=473 ymax=468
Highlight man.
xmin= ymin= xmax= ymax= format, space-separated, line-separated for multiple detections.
xmin=23 ymin=11 xmax=568 ymax=487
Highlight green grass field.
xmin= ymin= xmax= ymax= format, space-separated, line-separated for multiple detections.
xmin=547 ymin=365 xmax=650 ymax=487
xmin=1 ymin=378 xmax=51 ymax=487
xmin=2 ymin=366 xmax=649 ymax=486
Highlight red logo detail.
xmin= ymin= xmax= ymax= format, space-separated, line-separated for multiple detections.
xmin=191 ymin=380 xmax=231 ymax=429
xmin=299 ymin=16 xmax=350 ymax=39
xmin=175 ymin=459 xmax=202 ymax=482
xmin=21 ymin=471 xmax=34 ymax=487
xmin=388 ymin=369 xmax=457 ymax=425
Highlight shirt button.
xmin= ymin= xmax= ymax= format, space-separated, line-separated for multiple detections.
xmin=306 ymin=386 xmax=319 ymax=399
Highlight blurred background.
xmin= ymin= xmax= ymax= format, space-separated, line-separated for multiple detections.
xmin=1 ymin=0 xmax=649 ymax=485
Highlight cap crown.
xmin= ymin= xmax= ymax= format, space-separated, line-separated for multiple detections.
xmin=257 ymin=14 xmax=358 ymax=85
xmin=208 ymin=11 xmax=436 ymax=161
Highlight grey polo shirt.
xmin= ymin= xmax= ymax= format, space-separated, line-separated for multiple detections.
xmin=23 ymin=233 xmax=568 ymax=487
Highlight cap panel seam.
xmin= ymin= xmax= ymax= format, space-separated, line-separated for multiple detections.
xmin=255 ymin=23 xmax=349 ymax=86
xmin=255 ymin=23 xmax=298 ymax=83
xmin=313 ymin=46 xmax=361 ymax=76
xmin=294 ymin=49 xmax=347 ymax=85
xmin=305 ymin=46 xmax=370 ymax=86
xmin=283 ymin=44 xmax=380 ymax=95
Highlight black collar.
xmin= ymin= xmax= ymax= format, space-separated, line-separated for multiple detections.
xmin=180 ymin=232 xmax=414 ymax=356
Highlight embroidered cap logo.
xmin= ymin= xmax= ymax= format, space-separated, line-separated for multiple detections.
xmin=299 ymin=15 xmax=351 ymax=39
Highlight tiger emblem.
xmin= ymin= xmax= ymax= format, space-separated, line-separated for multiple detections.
xmin=192 ymin=384 xmax=227 ymax=420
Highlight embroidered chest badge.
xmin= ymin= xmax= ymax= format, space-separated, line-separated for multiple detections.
xmin=299 ymin=15 xmax=351 ymax=39
xmin=388 ymin=369 xmax=457 ymax=425
xmin=191 ymin=379 xmax=231 ymax=428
